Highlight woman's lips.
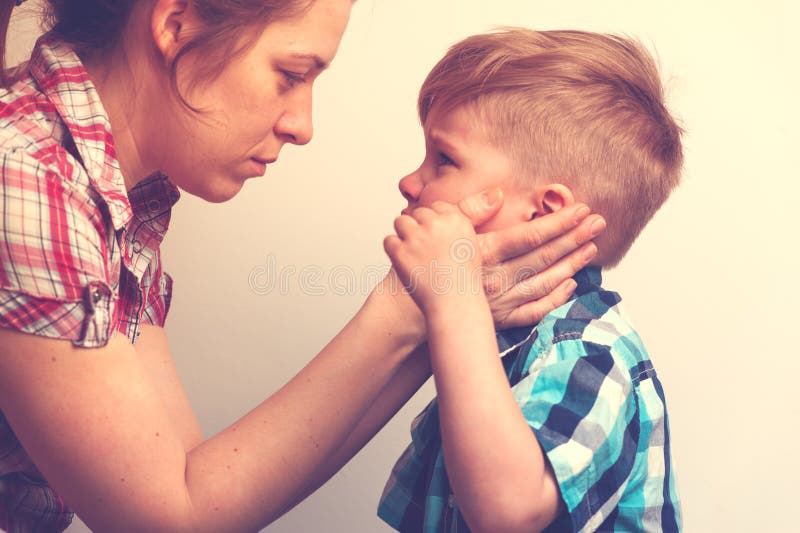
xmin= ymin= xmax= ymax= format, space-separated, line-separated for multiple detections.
xmin=249 ymin=157 xmax=276 ymax=177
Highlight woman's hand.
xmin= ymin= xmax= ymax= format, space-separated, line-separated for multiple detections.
xmin=453 ymin=187 xmax=605 ymax=328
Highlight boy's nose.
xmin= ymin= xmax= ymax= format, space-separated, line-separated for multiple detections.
xmin=398 ymin=171 xmax=422 ymax=202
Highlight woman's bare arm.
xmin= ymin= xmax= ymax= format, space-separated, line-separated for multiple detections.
xmin=0 ymin=277 xmax=421 ymax=533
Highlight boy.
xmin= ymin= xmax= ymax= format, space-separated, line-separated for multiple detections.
xmin=380 ymin=29 xmax=683 ymax=532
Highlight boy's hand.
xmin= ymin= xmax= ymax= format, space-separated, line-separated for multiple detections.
xmin=384 ymin=201 xmax=484 ymax=314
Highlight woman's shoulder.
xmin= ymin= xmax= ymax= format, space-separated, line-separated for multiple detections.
xmin=1 ymin=63 xmax=63 ymax=147
xmin=0 ymin=136 xmax=115 ymax=303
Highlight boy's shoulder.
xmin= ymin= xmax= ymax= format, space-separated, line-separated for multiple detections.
xmin=503 ymin=267 xmax=653 ymax=389
xmin=499 ymin=268 xmax=681 ymax=532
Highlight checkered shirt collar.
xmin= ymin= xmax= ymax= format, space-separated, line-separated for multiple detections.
xmin=28 ymin=36 xmax=133 ymax=231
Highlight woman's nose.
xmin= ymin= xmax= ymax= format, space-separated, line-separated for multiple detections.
xmin=398 ymin=170 xmax=423 ymax=202
xmin=275 ymin=91 xmax=313 ymax=146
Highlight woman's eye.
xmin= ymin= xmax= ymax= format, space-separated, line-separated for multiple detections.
xmin=282 ymin=71 xmax=306 ymax=88
xmin=436 ymin=152 xmax=455 ymax=167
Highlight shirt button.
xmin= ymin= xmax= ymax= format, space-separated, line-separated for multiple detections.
xmin=91 ymin=288 xmax=104 ymax=304
xmin=132 ymin=240 xmax=143 ymax=253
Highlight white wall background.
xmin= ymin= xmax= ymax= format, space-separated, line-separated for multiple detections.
xmin=8 ymin=1 xmax=800 ymax=531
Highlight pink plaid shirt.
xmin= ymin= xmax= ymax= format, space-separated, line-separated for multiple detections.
xmin=0 ymin=36 xmax=179 ymax=532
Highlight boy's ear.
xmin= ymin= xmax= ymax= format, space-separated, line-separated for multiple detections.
xmin=529 ymin=183 xmax=576 ymax=219
xmin=150 ymin=0 xmax=198 ymax=63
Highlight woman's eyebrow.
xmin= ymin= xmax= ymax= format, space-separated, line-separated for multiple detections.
xmin=288 ymin=52 xmax=328 ymax=70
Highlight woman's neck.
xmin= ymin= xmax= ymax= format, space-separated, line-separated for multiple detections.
xmin=82 ymin=44 xmax=164 ymax=192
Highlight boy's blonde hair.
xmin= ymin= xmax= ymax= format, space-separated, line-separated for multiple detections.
xmin=419 ymin=29 xmax=683 ymax=267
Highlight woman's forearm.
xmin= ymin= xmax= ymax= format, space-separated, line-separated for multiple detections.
xmin=0 ymin=278 xmax=424 ymax=533
xmin=280 ymin=344 xmax=432 ymax=516
xmin=182 ymin=280 xmax=425 ymax=530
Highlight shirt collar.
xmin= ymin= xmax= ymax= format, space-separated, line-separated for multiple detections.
xmin=127 ymin=172 xmax=181 ymax=241
xmin=28 ymin=35 xmax=133 ymax=231
xmin=570 ymin=266 xmax=603 ymax=299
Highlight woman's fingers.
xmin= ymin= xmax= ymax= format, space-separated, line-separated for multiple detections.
xmin=494 ymin=243 xmax=596 ymax=301
xmin=479 ymin=204 xmax=603 ymax=267
xmin=493 ymin=278 xmax=579 ymax=329
xmin=486 ymin=234 xmax=599 ymax=298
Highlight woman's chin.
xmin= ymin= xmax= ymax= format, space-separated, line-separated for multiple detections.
xmin=177 ymin=175 xmax=246 ymax=204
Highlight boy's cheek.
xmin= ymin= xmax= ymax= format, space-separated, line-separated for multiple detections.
xmin=475 ymin=205 xmax=525 ymax=234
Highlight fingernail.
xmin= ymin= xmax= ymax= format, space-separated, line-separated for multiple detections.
xmin=482 ymin=188 xmax=501 ymax=208
xmin=575 ymin=205 xmax=590 ymax=220
xmin=590 ymin=217 xmax=606 ymax=237
xmin=582 ymin=243 xmax=598 ymax=262
xmin=565 ymin=279 xmax=578 ymax=295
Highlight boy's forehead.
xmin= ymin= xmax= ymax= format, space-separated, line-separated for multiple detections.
xmin=424 ymin=105 xmax=489 ymax=146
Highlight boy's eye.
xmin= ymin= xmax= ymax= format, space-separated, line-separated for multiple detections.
xmin=436 ymin=152 xmax=455 ymax=167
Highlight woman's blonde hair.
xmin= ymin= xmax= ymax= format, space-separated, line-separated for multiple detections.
xmin=419 ymin=28 xmax=683 ymax=266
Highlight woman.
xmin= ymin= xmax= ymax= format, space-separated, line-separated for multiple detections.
xmin=0 ymin=0 xmax=603 ymax=531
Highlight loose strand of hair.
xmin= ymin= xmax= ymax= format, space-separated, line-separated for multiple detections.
xmin=0 ymin=1 xmax=15 ymax=87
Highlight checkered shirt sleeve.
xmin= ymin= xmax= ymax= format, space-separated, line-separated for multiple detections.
xmin=0 ymin=148 xmax=116 ymax=347
xmin=509 ymin=291 xmax=681 ymax=532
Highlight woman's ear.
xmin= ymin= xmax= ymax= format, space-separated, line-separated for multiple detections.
xmin=150 ymin=0 xmax=196 ymax=63
xmin=529 ymin=183 xmax=576 ymax=219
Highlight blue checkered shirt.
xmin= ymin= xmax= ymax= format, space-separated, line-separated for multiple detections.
xmin=378 ymin=267 xmax=681 ymax=532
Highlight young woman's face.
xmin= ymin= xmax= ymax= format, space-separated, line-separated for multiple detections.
xmin=155 ymin=0 xmax=353 ymax=202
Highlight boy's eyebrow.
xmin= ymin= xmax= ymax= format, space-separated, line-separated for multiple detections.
xmin=428 ymin=129 xmax=460 ymax=153
xmin=287 ymin=52 xmax=328 ymax=70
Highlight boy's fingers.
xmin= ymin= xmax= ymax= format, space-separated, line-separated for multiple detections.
xmin=383 ymin=235 xmax=403 ymax=262
xmin=456 ymin=187 xmax=504 ymax=227
xmin=480 ymin=205 xmax=601 ymax=266
xmin=410 ymin=206 xmax=437 ymax=224
xmin=393 ymin=214 xmax=419 ymax=239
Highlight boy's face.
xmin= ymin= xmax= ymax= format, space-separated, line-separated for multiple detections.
xmin=398 ymin=105 xmax=532 ymax=233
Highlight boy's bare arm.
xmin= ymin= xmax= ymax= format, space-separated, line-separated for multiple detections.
xmin=426 ymin=294 xmax=562 ymax=533
xmin=385 ymin=201 xmax=563 ymax=533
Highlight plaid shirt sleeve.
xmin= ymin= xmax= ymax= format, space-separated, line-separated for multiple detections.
xmin=513 ymin=337 xmax=637 ymax=531
xmin=0 ymin=148 xmax=116 ymax=347
xmin=511 ymin=303 xmax=680 ymax=532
